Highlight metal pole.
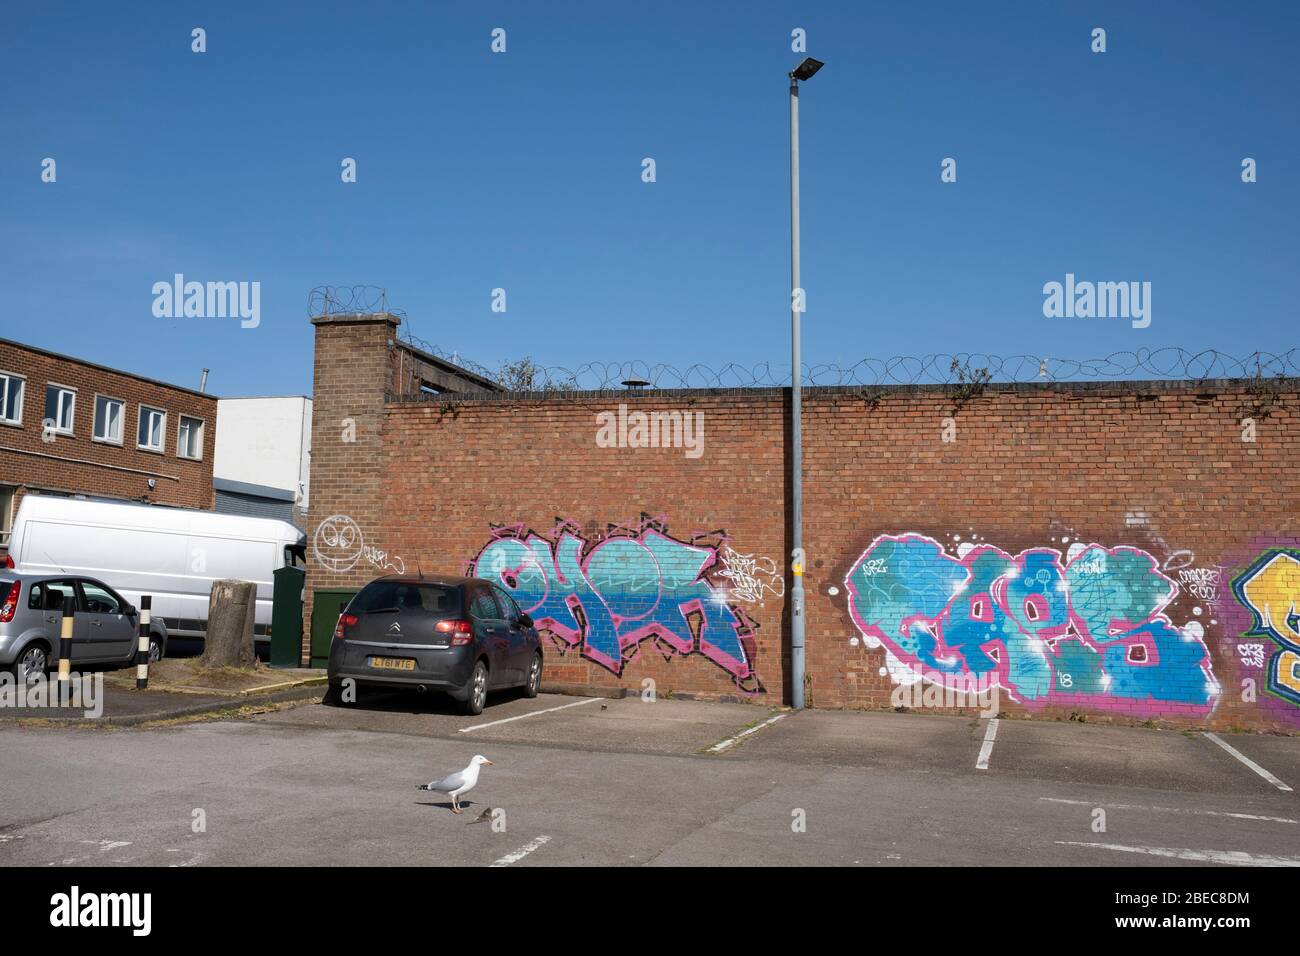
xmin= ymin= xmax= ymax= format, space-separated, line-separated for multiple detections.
xmin=789 ymin=75 xmax=806 ymax=709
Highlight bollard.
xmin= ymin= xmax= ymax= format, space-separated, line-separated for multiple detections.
xmin=57 ymin=605 xmax=73 ymax=685
xmin=135 ymin=595 xmax=151 ymax=690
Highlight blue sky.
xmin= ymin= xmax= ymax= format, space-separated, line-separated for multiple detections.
xmin=2 ymin=1 xmax=1296 ymax=396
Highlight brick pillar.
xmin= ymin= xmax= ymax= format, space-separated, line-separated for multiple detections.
xmin=301 ymin=312 xmax=401 ymax=663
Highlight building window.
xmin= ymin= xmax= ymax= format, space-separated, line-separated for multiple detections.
xmin=137 ymin=405 xmax=166 ymax=452
xmin=177 ymin=415 xmax=204 ymax=460
xmin=0 ymin=486 xmax=14 ymax=549
xmin=93 ymin=394 xmax=125 ymax=444
xmin=0 ymin=372 xmax=25 ymax=426
xmin=44 ymin=384 xmax=76 ymax=435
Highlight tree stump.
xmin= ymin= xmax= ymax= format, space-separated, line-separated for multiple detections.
xmin=199 ymin=580 xmax=257 ymax=668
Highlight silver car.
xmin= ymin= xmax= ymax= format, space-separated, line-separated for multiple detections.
xmin=0 ymin=572 xmax=168 ymax=682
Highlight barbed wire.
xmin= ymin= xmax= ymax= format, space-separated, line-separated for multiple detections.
xmin=398 ymin=328 xmax=498 ymax=382
xmin=307 ymin=292 xmax=1298 ymax=392
xmin=308 ymin=285 xmax=406 ymax=321
xmin=308 ymin=285 xmax=500 ymax=381
xmin=412 ymin=349 xmax=1300 ymax=393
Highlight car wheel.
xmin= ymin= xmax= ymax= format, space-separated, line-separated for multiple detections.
xmin=462 ymin=661 xmax=488 ymax=716
xmin=323 ymin=681 xmax=344 ymax=706
xmin=523 ymin=652 xmax=542 ymax=698
xmin=16 ymin=643 xmax=49 ymax=684
xmin=148 ymin=635 xmax=164 ymax=664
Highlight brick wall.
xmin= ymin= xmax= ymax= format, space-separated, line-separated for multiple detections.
xmin=0 ymin=339 xmax=217 ymax=554
xmin=301 ymin=314 xmax=399 ymax=658
xmin=306 ymin=317 xmax=1300 ymax=731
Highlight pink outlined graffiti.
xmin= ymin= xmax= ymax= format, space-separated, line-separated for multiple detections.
xmin=845 ymin=533 xmax=1219 ymax=718
xmin=468 ymin=515 xmax=764 ymax=693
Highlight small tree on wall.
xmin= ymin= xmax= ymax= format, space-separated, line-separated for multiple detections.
xmin=946 ymin=358 xmax=992 ymax=415
xmin=495 ymin=358 xmax=578 ymax=392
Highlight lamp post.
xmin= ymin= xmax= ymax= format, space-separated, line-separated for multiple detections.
xmin=788 ymin=56 xmax=822 ymax=710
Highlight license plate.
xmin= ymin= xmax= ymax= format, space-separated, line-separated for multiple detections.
xmin=370 ymin=657 xmax=415 ymax=671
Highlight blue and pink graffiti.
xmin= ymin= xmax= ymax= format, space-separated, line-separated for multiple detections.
xmin=845 ymin=534 xmax=1219 ymax=718
xmin=470 ymin=522 xmax=759 ymax=688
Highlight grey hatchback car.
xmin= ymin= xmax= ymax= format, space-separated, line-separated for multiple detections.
xmin=326 ymin=575 xmax=542 ymax=715
xmin=0 ymin=573 xmax=169 ymax=682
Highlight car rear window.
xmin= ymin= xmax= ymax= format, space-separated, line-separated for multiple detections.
xmin=351 ymin=581 xmax=461 ymax=615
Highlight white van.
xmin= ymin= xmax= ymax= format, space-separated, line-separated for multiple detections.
xmin=5 ymin=496 xmax=306 ymax=648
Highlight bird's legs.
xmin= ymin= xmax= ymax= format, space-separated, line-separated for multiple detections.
xmin=450 ymin=794 xmax=462 ymax=814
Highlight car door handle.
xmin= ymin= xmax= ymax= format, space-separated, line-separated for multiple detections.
xmin=91 ymin=620 xmax=102 ymax=627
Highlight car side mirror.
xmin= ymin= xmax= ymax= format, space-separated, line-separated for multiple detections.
xmin=124 ymin=604 xmax=137 ymax=617
xmin=518 ymin=613 xmax=534 ymax=629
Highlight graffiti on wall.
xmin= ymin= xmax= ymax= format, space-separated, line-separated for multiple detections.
xmin=844 ymin=534 xmax=1219 ymax=718
xmin=717 ymin=545 xmax=785 ymax=603
xmin=312 ymin=514 xmax=406 ymax=575
xmin=1230 ymin=549 xmax=1300 ymax=707
xmin=469 ymin=517 xmax=766 ymax=692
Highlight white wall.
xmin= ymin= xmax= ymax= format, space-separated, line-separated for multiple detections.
xmin=213 ymin=397 xmax=312 ymax=509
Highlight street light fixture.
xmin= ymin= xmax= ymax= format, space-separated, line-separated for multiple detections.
xmin=790 ymin=57 xmax=824 ymax=82
xmin=788 ymin=56 xmax=822 ymax=710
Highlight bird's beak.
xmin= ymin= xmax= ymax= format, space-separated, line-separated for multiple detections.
xmin=484 ymin=759 xmax=494 ymax=765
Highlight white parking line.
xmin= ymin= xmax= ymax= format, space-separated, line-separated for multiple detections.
xmin=490 ymin=835 xmax=551 ymax=867
xmin=708 ymin=713 xmax=788 ymax=753
xmin=975 ymin=718 xmax=999 ymax=770
xmin=1040 ymin=797 xmax=1297 ymax=825
xmin=1056 ymin=841 xmax=1300 ymax=867
xmin=1203 ymin=732 xmax=1294 ymax=792
xmin=458 ymin=696 xmax=602 ymax=733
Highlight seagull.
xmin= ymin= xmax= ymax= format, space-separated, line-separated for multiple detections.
xmin=417 ymin=755 xmax=493 ymax=813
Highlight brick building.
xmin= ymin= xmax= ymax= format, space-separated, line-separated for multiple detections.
xmin=305 ymin=312 xmax=1300 ymax=733
xmin=0 ymin=338 xmax=218 ymax=559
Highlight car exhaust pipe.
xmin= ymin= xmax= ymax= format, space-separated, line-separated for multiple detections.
xmin=416 ymin=684 xmax=428 ymax=693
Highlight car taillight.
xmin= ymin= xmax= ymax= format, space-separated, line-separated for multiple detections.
xmin=0 ymin=579 xmax=19 ymax=624
xmin=436 ymin=619 xmax=474 ymax=645
xmin=2 ymin=554 xmax=13 ymax=569
xmin=333 ymin=613 xmax=358 ymax=641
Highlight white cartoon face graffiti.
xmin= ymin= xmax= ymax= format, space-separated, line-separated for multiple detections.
xmin=313 ymin=515 xmax=364 ymax=572
xmin=313 ymin=514 xmax=406 ymax=575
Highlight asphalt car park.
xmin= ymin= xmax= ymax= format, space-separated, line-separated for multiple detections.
xmin=260 ymin=690 xmax=1299 ymax=799
xmin=2 ymin=689 xmax=1296 ymax=868
xmin=256 ymin=688 xmax=772 ymax=757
